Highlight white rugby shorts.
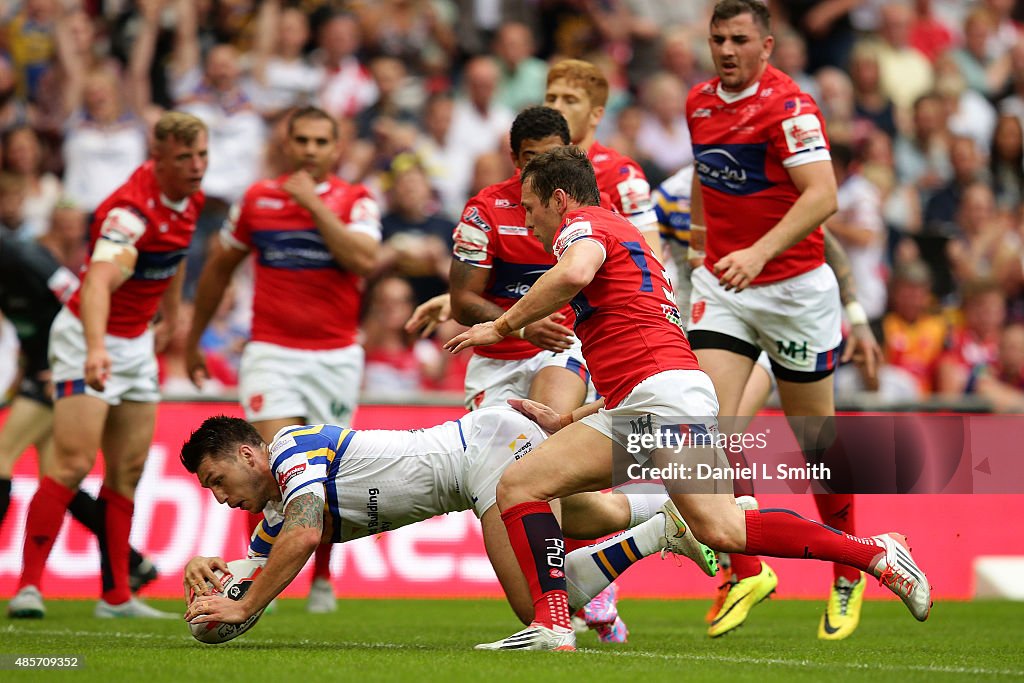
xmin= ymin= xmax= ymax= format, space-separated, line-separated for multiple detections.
xmin=49 ymin=306 xmax=160 ymax=404
xmin=459 ymin=407 xmax=549 ymax=517
xmin=240 ymin=341 xmax=363 ymax=425
xmin=687 ymin=264 xmax=842 ymax=375
xmin=463 ymin=335 xmax=590 ymax=410
xmin=579 ymin=369 xmax=720 ymax=465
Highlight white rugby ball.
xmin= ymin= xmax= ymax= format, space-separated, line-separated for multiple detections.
xmin=188 ymin=558 xmax=267 ymax=644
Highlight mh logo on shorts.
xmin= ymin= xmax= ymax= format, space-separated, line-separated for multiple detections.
xmin=776 ymin=339 xmax=809 ymax=362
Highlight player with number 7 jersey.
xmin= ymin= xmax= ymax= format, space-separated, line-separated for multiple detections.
xmin=553 ymin=207 xmax=699 ymax=408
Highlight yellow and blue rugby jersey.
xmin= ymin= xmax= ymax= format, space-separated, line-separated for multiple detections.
xmin=654 ymin=165 xmax=694 ymax=249
xmin=248 ymin=418 xmax=472 ymax=558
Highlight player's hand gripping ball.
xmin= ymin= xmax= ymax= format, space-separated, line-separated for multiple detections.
xmin=188 ymin=559 xmax=267 ymax=644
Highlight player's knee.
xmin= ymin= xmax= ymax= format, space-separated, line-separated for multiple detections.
xmin=51 ymin=454 xmax=92 ymax=488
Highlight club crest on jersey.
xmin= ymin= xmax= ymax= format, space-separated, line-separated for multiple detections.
xmin=691 ymin=300 xmax=706 ymax=324
xmin=782 ymin=114 xmax=825 ymax=154
xmin=277 ymin=462 xmax=306 ymax=489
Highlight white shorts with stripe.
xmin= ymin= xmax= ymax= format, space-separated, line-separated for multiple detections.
xmin=49 ymin=306 xmax=160 ymax=404
xmin=687 ymin=264 xmax=842 ymax=375
xmin=580 ymin=369 xmax=720 ymax=465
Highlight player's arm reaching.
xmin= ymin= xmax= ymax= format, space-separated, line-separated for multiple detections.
xmin=713 ymin=160 xmax=838 ymax=292
xmin=822 ymin=228 xmax=882 ymax=387
xmin=450 ymin=260 xmax=573 ymax=352
xmin=283 ymin=171 xmax=379 ymax=276
xmin=446 ymin=240 xmax=605 ymax=352
xmin=186 ymin=492 xmax=323 ymax=625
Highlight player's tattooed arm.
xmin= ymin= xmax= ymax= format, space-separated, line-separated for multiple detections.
xmin=234 ymin=492 xmax=324 ymax=615
xmin=823 ymin=228 xmax=857 ymax=306
xmin=282 ymin=492 xmax=324 ymax=535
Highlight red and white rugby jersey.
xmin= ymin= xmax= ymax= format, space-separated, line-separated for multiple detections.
xmin=451 ymin=174 xmax=575 ymax=361
xmin=588 ymin=141 xmax=656 ymax=230
xmin=67 ymin=160 xmax=203 ymax=338
xmin=553 ymin=206 xmax=700 ymax=408
xmin=222 ymin=175 xmax=381 ymax=350
xmin=687 ymin=64 xmax=830 ymax=284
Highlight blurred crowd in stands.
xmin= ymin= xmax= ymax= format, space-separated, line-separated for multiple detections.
xmin=1 ymin=0 xmax=1023 ymax=410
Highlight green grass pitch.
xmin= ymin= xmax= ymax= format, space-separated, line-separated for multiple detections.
xmin=2 ymin=599 xmax=1022 ymax=682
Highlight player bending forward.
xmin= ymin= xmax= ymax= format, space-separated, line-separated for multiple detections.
xmin=180 ymin=407 xmax=717 ymax=631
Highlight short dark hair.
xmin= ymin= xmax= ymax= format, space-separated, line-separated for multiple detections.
xmin=711 ymin=0 xmax=771 ymax=36
xmin=287 ymin=106 xmax=338 ymax=140
xmin=520 ymin=145 xmax=600 ymax=207
xmin=180 ymin=416 xmax=263 ymax=474
xmin=510 ymin=106 xmax=571 ymax=157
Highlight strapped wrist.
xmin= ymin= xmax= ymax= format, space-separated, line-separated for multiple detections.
xmin=845 ymin=301 xmax=868 ymax=326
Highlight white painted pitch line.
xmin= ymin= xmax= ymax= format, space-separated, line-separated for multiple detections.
xmin=4 ymin=626 xmax=1021 ymax=678
xmin=577 ymin=647 xmax=1024 ymax=678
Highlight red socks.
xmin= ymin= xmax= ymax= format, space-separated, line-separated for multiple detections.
xmin=98 ymin=486 xmax=133 ymax=605
xmin=813 ymin=494 xmax=860 ymax=582
xmin=744 ymin=509 xmax=880 ymax=573
xmin=502 ymin=501 xmax=571 ymax=630
xmin=313 ymin=544 xmax=332 ymax=579
xmin=19 ymin=477 xmax=75 ymax=590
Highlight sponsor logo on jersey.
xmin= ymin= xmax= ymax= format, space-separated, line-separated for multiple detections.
xmin=497 ymin=225 xmax=528 ymax=236
xmin=696 ymin=148 xmax=747 ymax=185
xmin=691 ymin=300 xmax=706 ymax=324
xmin=494 ymin=198 xmax=517 ymax=208
xmin=461 ymin=206 xmax=491 ymax=232
xmin=495 ymin=265 xmax=548 ymax=298
xmin=783 ymin=94 xmax=815 ymax=113
xmin=592 ymin=153 xmax=609 ymax=163
xmin=692 ymin=108 xmax=712 ymax=118
xmin=782 ymin=114 xmax=825 ymax=154
xmin=277 ymin=462 xmax=306 ymax=489
xmin=255 ymin=198 xmax=286 ymax=210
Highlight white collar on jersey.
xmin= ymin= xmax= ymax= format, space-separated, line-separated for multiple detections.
xmin=160 ymin=193 xmax=190 ymax=213
xmin=716 ymin=80 xmax=760 ymax=104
